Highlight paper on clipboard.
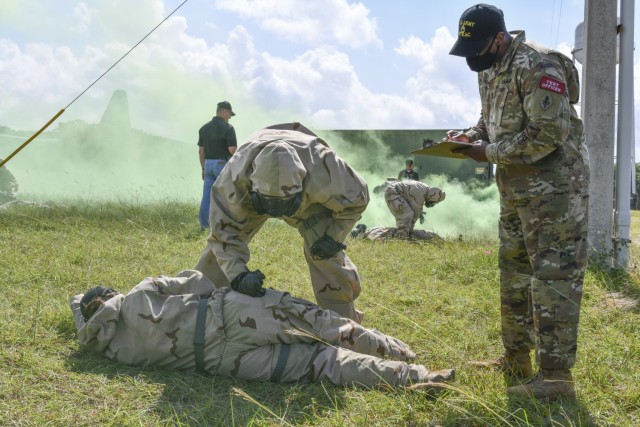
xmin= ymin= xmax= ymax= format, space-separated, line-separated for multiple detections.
xmin=411 ymin=140 xmax=474 ymax=160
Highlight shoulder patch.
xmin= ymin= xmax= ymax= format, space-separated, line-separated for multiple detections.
xmin=539 ymin=76 xmax=566 ymax=94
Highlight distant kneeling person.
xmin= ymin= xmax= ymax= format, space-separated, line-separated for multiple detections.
xmin=70 ymin=270 xmax=454 ymax=391
xmin=383 ymin=179 xmax=445 ymax=238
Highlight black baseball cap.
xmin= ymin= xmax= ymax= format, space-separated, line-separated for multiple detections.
xmin=449 ymin=4 xmax=506 ymax=57
xmin=217 ymin=101 xmax=236 ymax=116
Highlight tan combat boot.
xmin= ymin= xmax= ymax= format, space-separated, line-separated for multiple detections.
xmin=424 ymin=368 xmax=456 ymax=383
xmin=468 ymin=350 xmax=533 ymax=378
xmin=404 ymin=369 xmax=456 ymax=396
xmin=506 ymin=369 xmax=575 ymax=401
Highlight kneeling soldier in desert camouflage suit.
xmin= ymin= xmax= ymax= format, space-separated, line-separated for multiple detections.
xmin=195 ymin=122 xmax=368 ymax=323
xmin=70 ymin=270 xmax=454 ymax=391
xmin=381 ymin=179 xmax=445 ymax=239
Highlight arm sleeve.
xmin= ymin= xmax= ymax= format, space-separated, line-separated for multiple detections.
xmin=305 ymin=151 xmax=369 ymax=243
xmin=226 ymin=126 xmax=238 ymax=149
xmin=485 ymin=61 xmax=571 ymax=165
xmin=406 ymin=185 xmax=427 ymax=221
xmin=135 ymin=270 xmax=215 ymax=297
xmin=465 ymin=114 xmax=489 ymax=143
xmin=197 ymin=127 xmax=205 ymax=147
xmin=209 ymin=172 xmax=268 ymax=280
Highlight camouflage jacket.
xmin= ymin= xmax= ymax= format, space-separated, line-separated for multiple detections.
xmin=465 ymin=31 xmax=589 ymax=200
xmin=208 ymin=127 xmax=369 ymax=281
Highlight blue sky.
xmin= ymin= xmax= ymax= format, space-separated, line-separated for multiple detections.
xmin=0 ymin=0 xmax=637 ymax=149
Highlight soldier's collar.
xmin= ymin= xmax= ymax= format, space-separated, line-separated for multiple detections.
xmin=493 ymin=30 xmax=525 ymax=75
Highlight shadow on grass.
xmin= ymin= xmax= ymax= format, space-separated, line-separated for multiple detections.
xmin=64 ymin=350 xmax=347 ymax=426
xmin=504 ymin=394 xmax=597 ymax=427
xmin=498 ymin=372 xmax=597 ymax=427
xmin=588 ymin=259 xmax=640 ymax=313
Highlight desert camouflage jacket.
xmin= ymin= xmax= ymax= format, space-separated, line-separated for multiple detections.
xmin=465 ymin=31 xmax=589 ymax=200
xmin=71 ymin=270 xmax=228 ymax=370
xmin=386 ymin=179 xmax=443 ymax=218
xmin=208 ymin=127 xmax=369 ymax=281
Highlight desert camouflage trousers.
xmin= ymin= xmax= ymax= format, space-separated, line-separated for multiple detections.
xmin=499 ymin=191 xmax=588 ymax=370
xmin=208 ymin=289 xmax=429 ymax=388
xmin=384 ymin=191 xmax=417 ymax=238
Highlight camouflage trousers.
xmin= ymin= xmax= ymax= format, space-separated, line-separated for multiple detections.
xmin=499 ymin=192 xmax=588 ymax=370
xmin=209 ymin=289 xmax=429 ymax=388
xmin=384 ymin=190 xmax=417 ymax=238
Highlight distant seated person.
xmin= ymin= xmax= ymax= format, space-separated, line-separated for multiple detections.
xmin=0 ymin=158 xmax=18 ymax=205
xmin=384 ymin=179 xmax=445 ymax=239
xmin=398 ymin=159 xmax=420 ymax=181
xmin=350 ymin=224 xmax=442 ymax=242
xmin=70 ymin=270 xmax=454 ymax=392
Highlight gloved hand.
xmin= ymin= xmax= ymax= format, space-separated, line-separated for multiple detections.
xmin=425 ymin=201 xmax=436 ymax=208
xmin=230 ymin=270 xmax=266 ymax=297
xmin=310 ymin=235 xmax=347 ymax=259
xmin=350 ymin=224 xmax=367 ymax=238
xmin=419 ymin=211 xmax=425 ymax=224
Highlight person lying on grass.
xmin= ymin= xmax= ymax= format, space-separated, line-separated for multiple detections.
xmin=70 ymin=269 xmax=454 ymax=392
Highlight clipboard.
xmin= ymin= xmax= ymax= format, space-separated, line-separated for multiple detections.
xmin=411 ymin=140 xmax=474 ymax=160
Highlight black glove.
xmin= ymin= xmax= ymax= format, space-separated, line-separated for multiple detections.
xmin=350 ymin=224 xmax=367 ymax=238
xmin=425 ymin=201 xmax=436 ymax=208
xmin=230 ymin=270 xmax=266 ymax=297
xmin=419 ymin=211 xmax=425 ymax=224
xmin=310 ymin=235 xmax=347 ymax=259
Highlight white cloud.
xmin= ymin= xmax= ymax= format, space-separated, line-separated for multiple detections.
xmin=396 ymin=27 xmax=481 ymax=128
xmin=72 ymin=2 xmax=93 ymax=34
xmin=214 ymin=0 xmax=381 ymax=49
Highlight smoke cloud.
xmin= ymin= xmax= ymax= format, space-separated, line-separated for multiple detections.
xmin=1 ymin=95 xmax=498 ymax=239
xmin=319 ymin=130 xmax=499 ymax=239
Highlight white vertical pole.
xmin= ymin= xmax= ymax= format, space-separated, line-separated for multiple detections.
xmin=614 ymin=0 xmax=634 ymax=267
xmin=583 ymin=0 xmax=619 ymax=265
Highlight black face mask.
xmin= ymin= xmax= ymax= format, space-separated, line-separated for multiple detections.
xmin=466 ymin=51 xmax=498 ymax=72
xmin=80 ymin=286 xmax=118 ymax=320
xmin=250 ymin=191 xmax=302 ymax=217
xmin=466 ymin=37 xmax=499 ymax=72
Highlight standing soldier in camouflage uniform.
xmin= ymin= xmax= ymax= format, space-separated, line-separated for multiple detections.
xmin=70 ymin=270 xmax=455 ymax=390
xmin=382 ymin=179 xmax=445 ymax=239
xmin=448 ymin=4 xmax=589 ymax=401
xmin=195 ymin=123 xmax=368 ymax=323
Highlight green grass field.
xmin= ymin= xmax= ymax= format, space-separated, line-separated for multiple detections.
xmin=1 ymin=201 xmax=639 ymax=426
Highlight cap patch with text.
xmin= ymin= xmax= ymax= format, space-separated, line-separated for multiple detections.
xmin=449 ymin=4 xmax=506 ymax=57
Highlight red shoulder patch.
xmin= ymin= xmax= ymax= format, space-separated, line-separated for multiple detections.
xmin=538 ymin=76 xmax=566 ymax=94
